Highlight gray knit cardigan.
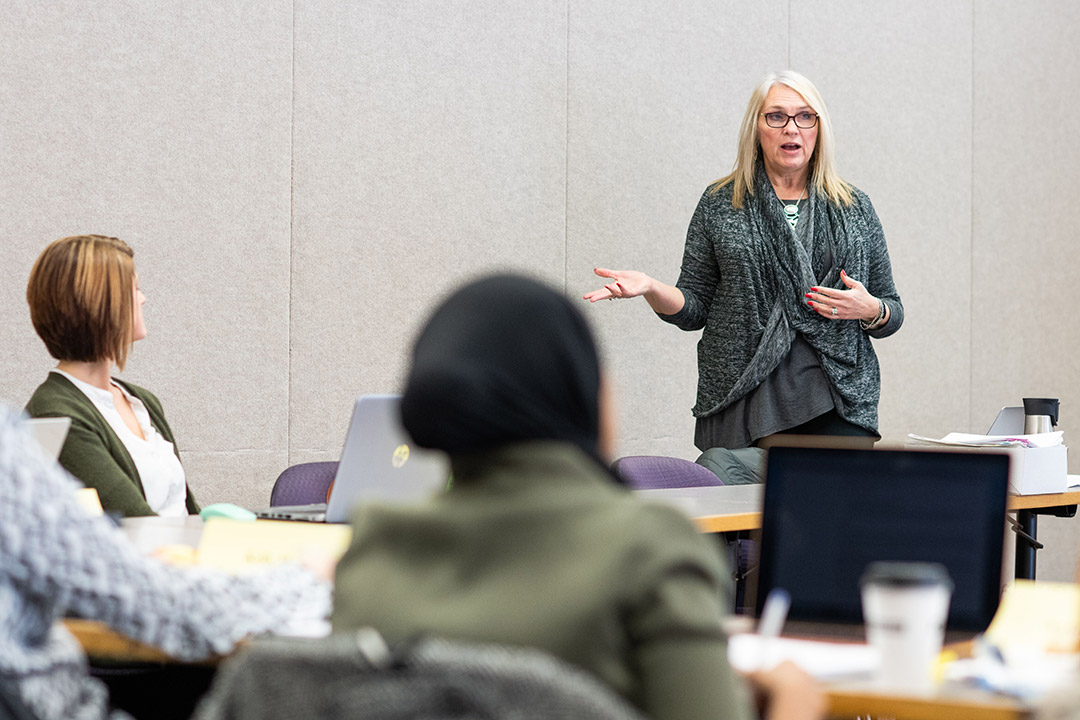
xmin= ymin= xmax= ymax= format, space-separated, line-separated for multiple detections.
xmin=660 ymin=167 xmax=903 ymax=434
xmin=0 ymin=407 xmax=330 ymax=720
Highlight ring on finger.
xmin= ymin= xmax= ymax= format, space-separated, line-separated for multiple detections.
xmin=831 ymin=307 xmax=838 ymax=316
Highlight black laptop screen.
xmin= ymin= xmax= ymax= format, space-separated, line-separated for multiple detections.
xmin=755 ymin=446 xmax=1009 ymax=632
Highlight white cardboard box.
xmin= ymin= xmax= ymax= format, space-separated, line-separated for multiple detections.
xmin=903 ymin=442 xmax=1068 ymax=495
xmin=1001 ymin=444 xmax=1068 ymax=495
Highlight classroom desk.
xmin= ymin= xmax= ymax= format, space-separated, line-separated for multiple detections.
xmin=635 ymin=485 xmax=1080 ymax=581
xmin=823 ymin=681 xmax=1028 ymax=720
xmin=122 ymin=514 xmax=204 ymax=553
xmin=69 ymin=515 xmax=1040 ymax=718
xmin=68 ymin=617 xmax=1032 ymax=719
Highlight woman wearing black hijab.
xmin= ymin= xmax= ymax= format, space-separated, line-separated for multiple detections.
xmin=332 ymin=275 xmax=822 ymax=720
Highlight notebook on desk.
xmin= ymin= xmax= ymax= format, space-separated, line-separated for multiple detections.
xmin=255 ymin=395 xmax=449 ymax=523
xmin=753 ymin=445 xmax=1010 ymax=641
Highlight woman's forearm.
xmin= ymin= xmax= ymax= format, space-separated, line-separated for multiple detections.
xmin=644 ymin=280 xmax=686 ymax=316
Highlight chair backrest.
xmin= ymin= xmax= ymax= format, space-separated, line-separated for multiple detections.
xmin=269 ymin=461 xmax=338 ymax=506
xmin=193 ymin=631 xmax=648 ymax=720
xmin=610 ymin=455 xmax=724 ymax=490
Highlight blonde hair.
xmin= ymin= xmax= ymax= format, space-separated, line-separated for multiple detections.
xmin=711 ymin=70 xmax=853 ymax=208
xmin=27 ymin=235 xmax=138 ymax=369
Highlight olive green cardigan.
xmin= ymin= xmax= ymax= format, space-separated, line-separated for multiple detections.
xmin=25 ymin=372 xmax=199 ymax=517
xmin=333 ymin=441 xmax=752 ymax=720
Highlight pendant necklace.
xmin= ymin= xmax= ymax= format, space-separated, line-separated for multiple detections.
xmin=778 ymin=187 xmax=806 ymax=229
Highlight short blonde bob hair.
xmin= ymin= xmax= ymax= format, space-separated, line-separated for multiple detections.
xmin=712 ymin=70 xmax=853 ymax=208
xmin=27 ymin=235 xmax=138 ymax=370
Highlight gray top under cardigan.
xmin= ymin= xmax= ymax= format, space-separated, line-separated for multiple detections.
xmin=660 ymin=165 xmax=903 ymax=443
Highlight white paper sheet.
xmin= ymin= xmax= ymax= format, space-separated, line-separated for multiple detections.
xmin=728 ymin=634 xmax=879 ymax=679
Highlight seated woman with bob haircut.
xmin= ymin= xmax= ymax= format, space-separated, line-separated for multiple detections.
xmin=25 ymin=234 xmax=199 ymax=517
xmin=332 ymin=274 xmax=824 ymax=720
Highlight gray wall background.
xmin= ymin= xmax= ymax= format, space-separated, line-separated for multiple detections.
xmin=3 ymin=1 xmax=1079 ymax=580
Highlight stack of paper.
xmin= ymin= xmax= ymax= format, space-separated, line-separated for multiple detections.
xmin=906 ymin=431 xmax=1064 ymax=449
xmin=727 ymin=634 xmax=879 ymax=680
xmin=946 ymin=581 xmax=1080 ymax=699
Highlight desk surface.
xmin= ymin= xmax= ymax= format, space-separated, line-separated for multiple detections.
xmin=636 ymin=484 xmax=1080 ymax=534
xmin=72 ymin=515 xmax=1036 ymax=718
xmin=122 ymin=514 xmax=204 ymax=553
xmin=67 ymin=616 xmax=1030 ymax=719
xmin=824 ymin=681 xmax=1028 ymax=720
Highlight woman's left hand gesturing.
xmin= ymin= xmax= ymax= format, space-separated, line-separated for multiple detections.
xmin=805 ymin=270 xmax=880 ymax=322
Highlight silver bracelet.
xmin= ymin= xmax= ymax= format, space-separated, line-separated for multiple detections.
xmin=860 ymin=299 xmax=886 ymax=331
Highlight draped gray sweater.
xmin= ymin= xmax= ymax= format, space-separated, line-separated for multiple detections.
xmin=659 ymin=167 xmax=903 ymax=434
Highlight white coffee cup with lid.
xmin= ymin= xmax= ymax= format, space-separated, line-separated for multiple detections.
xmin=860 ymin=561 xmax=953 ymax=694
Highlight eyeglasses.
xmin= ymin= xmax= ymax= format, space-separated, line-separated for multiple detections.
xmin=761 ymin=111 xmax=819 ymax=129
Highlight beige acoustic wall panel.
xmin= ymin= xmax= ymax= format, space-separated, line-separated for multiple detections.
xmin=0 ymin=3 xmax=294 ymax=508
xmin=567 ymin=0 xmax=787 ymax=460
xmin=792 ymin=1 xmax=974 ymax=443
xmin=289 ymin=2 xmax=568 ymax=464
xmin=974 ymin=2 xmax=1080 ymax=582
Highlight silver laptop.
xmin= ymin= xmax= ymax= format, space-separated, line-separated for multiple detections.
xmin=987 ymin=406 xmax=1024 ymax=435
xmin=26 ymin=416 xmax=72 ymax=462
xmin=256 ymin=395 xmax=449 ymax=523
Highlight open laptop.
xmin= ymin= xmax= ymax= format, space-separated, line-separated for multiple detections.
xmin=987 ymin=406 xmax=1025 ymax=435
xmin=753 ymin=445 xmax=1010 ymax=640
xmin=256 ymin=395 xmax=449 ymax=523
xmin=26 ymin=416 xmax=72 ymax=462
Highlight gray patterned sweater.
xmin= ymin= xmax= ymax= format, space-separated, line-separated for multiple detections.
xmin=0 ymin=407 xmax=330 ymax=720
xmin=660 ymin=169 xmax=903 ymax=433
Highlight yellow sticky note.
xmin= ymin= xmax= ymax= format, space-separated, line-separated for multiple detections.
xmin=197 ymin=518 xmax=352 ymax=574
xmin=74 ymin=487 xmax=104 ymax=516
xmin=986 ymin=580 xmax=1080 ymax=653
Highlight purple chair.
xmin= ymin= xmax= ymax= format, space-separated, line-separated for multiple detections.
xmin=269 ymin=461 xmax=339 ymax=507
xmin=612 ymin=454 xmax=757 ymax=614
xmin=610 ymin=455 xmax=725 ymax=490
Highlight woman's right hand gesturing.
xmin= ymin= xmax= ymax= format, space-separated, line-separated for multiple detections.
xmin=583 ymin=267 xmax=654 ymax=302
xmin=583 ymin=267 xmax=686 ymax=316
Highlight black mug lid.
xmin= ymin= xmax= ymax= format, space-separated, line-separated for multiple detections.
xmin=859 ymin=561 xmax=953 ymax=590
xmin=1022 ymin=397 xmax=1060 ymax=426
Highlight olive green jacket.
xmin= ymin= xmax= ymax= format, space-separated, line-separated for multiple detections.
xmin=25 ymin=372 xmax=199 ymax=517
xmin=333 ymin=441 xmax=752 ymax=720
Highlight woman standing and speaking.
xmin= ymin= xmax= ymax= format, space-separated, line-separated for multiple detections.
xmin=586 ymin=71 xmax=903 ymax=451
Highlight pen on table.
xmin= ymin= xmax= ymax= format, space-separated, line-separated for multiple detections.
xmin=757 ymin=588 xmax=791 ymax=670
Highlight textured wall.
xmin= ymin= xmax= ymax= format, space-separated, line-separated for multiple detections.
xmin=972 ymin=0 xmax=1080 ymax=582
xmin=1 ymin=2 xmax=1078 ymax=578
xmin=566 ymin=0 xmax=786 ymax=457
xmin=289 ymin=0 xmax=568 ymax=466
xmin=0 ymin=3 xmax=295 ymax=507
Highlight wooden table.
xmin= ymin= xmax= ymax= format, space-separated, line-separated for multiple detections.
xmin=66 ymin=618 xmax=211 ymax=665
xmin=68 ymin=617 xmax=1031 ymax=719
xmin=69 ymin=516 xmax=1038 ymax=718
xmin=824 ymin=682 xmax=1028 ymax=720
xmin=636 ymin=484 xmax=1080 ymax=580
xmin=121 ymin=514 xmax=204 ymax=553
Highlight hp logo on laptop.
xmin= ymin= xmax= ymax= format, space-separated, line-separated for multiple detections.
xmin=392 ymin=444 xmax=410 ymax=468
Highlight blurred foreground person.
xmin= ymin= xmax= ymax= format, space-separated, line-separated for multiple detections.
xmin=0 ymin=408 xmax=329 ymax=720
xmin=333 ymin=274 xmax=823 ymax=720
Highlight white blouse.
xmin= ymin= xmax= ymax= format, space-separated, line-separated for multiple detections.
xmin=53 ymin=369 xmax=189 ymax=516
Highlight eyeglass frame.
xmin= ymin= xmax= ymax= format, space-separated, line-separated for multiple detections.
xmin=759 ymin=111 xmax=819 ymax=129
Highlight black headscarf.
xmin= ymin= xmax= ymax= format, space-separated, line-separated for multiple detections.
xmin=401 ymin=274 xmax=602 ymax=459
